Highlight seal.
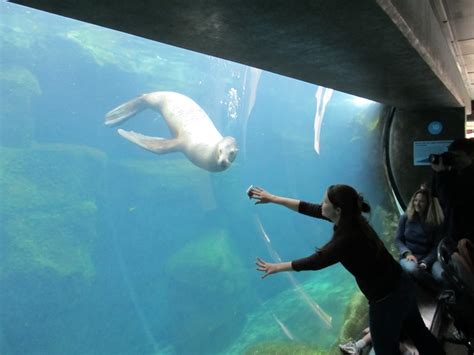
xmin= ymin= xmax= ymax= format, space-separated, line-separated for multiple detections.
xmin=105 ymin=92 xmax=238 ymax=172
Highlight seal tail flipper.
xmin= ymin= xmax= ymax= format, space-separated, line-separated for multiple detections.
xmin=117 ymin=129 xmax=180 ymax=154
xmin=105 ymin=96 xmax=147 ymax=127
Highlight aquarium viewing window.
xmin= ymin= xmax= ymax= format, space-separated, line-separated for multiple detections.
xmin=0 ymin=3 xmax=399 ymax=354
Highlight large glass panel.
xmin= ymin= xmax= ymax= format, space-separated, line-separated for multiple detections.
xmin=0 ymin=3 xmax=399 ymax=354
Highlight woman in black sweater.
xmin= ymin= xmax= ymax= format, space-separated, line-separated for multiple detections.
xmin=249 ymin=184 xmax=443 ymax=355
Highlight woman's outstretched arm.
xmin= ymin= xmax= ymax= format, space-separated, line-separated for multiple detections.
xmin=249 ymin=186 xmax=300 ymax=212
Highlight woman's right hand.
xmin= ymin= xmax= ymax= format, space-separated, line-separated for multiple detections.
xmin=405 ymin=254 xmax=418 ymax=263
xmin=249 ymin=186 xmax=275 ymax=204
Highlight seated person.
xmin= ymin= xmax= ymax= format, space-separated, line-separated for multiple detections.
xmin=395 ymin=186 xmax=444 ymax=291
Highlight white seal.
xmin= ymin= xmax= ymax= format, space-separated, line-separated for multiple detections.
xmin=105 ymin=92 xmax=238 ymax=172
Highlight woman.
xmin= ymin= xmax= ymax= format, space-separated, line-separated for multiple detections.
xmin=395 ymin=186 xmax=444 ymax=290
xmin=249 ymin=185 xmax=444 ymax=355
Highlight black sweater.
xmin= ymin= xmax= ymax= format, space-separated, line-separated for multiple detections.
xmin=291 ymin=201 xmax=402 ymax=302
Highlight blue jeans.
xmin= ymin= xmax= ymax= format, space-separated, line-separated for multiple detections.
xmin=400 ymin=258 xmax=441 ymax=291
xmin=431 ymin=261 xmax=446 ymax=284
xmin=369 ymin=272 xmax=444 ymax=355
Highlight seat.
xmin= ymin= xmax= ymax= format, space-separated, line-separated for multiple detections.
xmin=437 ymin=237 xmax=474 ymax=354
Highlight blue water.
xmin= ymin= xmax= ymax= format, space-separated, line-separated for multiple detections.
xmin=0 ymin=3 xmax=399 ymax=354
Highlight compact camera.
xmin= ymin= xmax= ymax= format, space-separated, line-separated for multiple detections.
xmin=429 ymin=151 xmax=455 ymax=166
xmin=246 ymin=185 xmax=254 ymax=199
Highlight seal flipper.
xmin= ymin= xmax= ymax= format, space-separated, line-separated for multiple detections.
xmin=105 ymin=96 xmax=147 ymax=127
xmin=117 ymin=129 xmax=180 ymax=154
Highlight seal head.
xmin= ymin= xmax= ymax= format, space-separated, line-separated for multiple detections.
xmin=216 ymin=136 xmax=238 ymax=171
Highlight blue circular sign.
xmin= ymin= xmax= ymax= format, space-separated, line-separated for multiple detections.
xmin=428 ymin=121 xmax=443 ymax=135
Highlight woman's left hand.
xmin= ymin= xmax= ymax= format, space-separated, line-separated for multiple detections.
xmin=256 ymin=257 xmax=279 ymax=279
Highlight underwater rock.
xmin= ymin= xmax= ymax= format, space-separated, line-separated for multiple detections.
xmin=0 ymin=65 xmax=41 ymax=147
xmin=66 ymin=26 xmax=199 ymax=93
xmin=337 ymin=291 xmax=369 ymax=345
xmin=0 ymin=144 xmax=105 ymax=279
xmin=244 ymin=340 xmax=326 ymax=355
xmin=0 ymin=143 xmax=107 ymax=353
xmin=226 ymin=267 xmax=356 ymax=354
xmin=164 ymin=229 xmax=248 ymax=353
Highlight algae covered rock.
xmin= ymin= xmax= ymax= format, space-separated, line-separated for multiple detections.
xmin=66 ymin=26 xmax=201 ymax=93
xmin=244 ymin=341 xmax=326 ymax=355
xmin=164 ymin=229 xmax=249 ymax=353
xmin=227 ymin=267 xmax=356 ymax=354
xmin=0 ymin=65 xmax=42 ymax=147
xmin=0 ymin=144 xmax=106 ymax=279
xmin=337 ymin=291 xmax=369 ymax=345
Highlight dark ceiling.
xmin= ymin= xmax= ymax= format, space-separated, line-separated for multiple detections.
xmin=9 ymin=0 xmax=473 ymax=113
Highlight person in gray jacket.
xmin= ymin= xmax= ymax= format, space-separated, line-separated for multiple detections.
xmin=395 ymin=186 xmax=445 ymax=291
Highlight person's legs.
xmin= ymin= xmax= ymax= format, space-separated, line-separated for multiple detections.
xmin=401 ymin=259 xmax=440 ymax=292
xmin=400 ymin=258 xmax=418 ymax=275
xmin=369 ymin=293 xmax=404 ymax=355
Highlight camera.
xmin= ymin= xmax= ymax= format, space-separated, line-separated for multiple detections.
xmin=429 ymin=151 xmax=455 ymax=166
xmin=246 ymin=185 xmax=254 ymax=199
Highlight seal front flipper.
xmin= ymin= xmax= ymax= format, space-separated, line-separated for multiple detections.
xmin=117 ymin=128 xmax=180 ymax=154
xmin=105 ymin=96 xmax=147 ymax=127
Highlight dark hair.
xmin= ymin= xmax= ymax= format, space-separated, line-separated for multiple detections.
xmin=327 ymin=184 xmax=385 ymax=255
xmin=448 ymin=138 xmax=474 ymax=155
xmin=327 ymin=184 xmax=371 ymax=219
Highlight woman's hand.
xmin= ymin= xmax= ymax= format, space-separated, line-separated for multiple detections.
xmin=256 ymin=257 xmax=281 ymax=279
xmin=247 ymin=186 xmax=300 ymax=211
xmin=405 ymin=254 xmax=418 ymax=263
xmin=249 ymin=187 xmax=275 ymax=204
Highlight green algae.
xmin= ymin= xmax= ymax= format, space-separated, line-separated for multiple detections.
xmin=0 ymin=144 xmax=106 ymax=280
xmin=337 ymin=291 xmax=369 ymax=344
xmin=0 ymin=65 xmax=42 ymax=147
xmin=227 ymin=266 xmax=356 ymax=354
xmin=163 ymin=229 xmax=249 ymax=353
xmin=65 ymin=26 xmax=201 ymax=92
xmin=0 ymin=65 xmax=41 ymax=97
xmin=244 ymin=341 xmax=327 ymax=355
xmin=166 ymin=228 xmax=247 ymax=295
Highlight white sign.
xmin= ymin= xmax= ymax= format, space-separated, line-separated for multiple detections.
xmin=413 ymin=140 xmax=453 ymax=166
